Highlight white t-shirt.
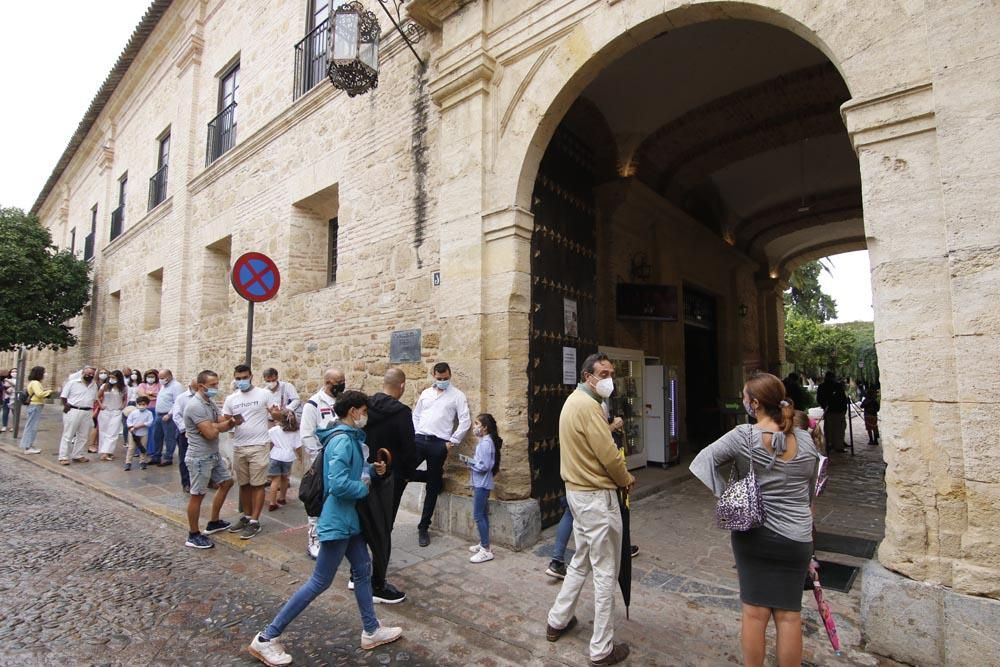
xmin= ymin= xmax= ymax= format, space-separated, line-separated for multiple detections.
xmin=60 ymin=378 xmax=98 ymax=408
xmin=223 ymin=387 xmax=277 ymax=448
xmin=268 ymin=426 xmax=302 ymax=463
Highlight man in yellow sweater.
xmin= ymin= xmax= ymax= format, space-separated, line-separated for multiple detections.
xmin=546 ymin=353 xmax=634 ymax=666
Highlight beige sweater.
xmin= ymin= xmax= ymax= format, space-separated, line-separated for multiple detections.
xmin=559 ymin=386 xmax=632 ymax=491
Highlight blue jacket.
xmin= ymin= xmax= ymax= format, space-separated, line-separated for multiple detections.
xmin=315 ymin=422 xmax=371 ymax=542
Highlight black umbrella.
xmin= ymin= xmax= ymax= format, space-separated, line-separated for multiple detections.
xmin=356 ymin=448 xmax=394 ymax=585
xmin=617 ymin=487 xmax=632 ymax=619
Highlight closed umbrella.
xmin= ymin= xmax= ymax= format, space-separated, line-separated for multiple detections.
xmin=617 ymin=488 xmax=632 ymax=619
xmin=356 ymin=448 xmax=394 ymax=584
xmin=807 ymin=557 xmax=842 ymax=655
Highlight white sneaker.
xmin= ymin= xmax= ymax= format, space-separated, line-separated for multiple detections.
xmin=470 ymin=549 xmax=494 ymax=563
xmin=307 ymin=521 xmax=320 ymax=560
xmin=24 ymin=448 xmax=42 ymax=455
xmin=248 ymin=633 xmax=292 ymax=666
xmin=347 ymin=579 xmax=355 ymax=591
xmin=468 ymin=544 xmax=483 ymax=553
xmin=361 ymin=625 xmax=402 ymax=650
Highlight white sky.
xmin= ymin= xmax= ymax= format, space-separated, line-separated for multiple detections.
xmin=0 ymin=1 xmax=148 ymax=211
xmin=0 ymin=2 xmax=875 ymax=324
xmin=819 ymin=250 xmax=874 ymax=323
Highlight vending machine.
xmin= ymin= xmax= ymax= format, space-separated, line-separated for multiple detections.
xmin=644 ymin=364 xmax=680 ymax=466
xmin=599 ymin=346 xmax=645 ymax=470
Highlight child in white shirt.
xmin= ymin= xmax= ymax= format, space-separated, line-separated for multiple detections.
xmin=268 ymin=410 xmax=304 ymax=511
xmin=125 ymin=396 xmax=154 ymax=470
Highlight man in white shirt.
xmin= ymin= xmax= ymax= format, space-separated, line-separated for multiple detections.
xmin=298 ymin=367 xmax=345 ymax=559
xmin=222 ymin=364 xmax=280 ymax=540
xmin=171 ymin=379 xmax=198 ymax=492
xmin=411 ymin=362 xmax=471 ymax=546
xmin=151 ymin=368 xmax=184 ymax=466
xmin=263 ymin=367 xmax=302 ymax=421
xmin=58 ymin=366 xmax=98 ymax=464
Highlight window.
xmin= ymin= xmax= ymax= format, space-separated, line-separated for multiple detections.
xmin=108 ymin=290 xmax=121 ymax=341
xmin=328 ymin=217 xmax=339 ymax=285
xmin=149 ymin=130 xmax=170 ymax=209
xmin=69 ymin=227 xmax=76 ymax=255
xmin=84 ymin=205 xmax=97 ymax=261
xmin=207 ymin=62 xmax=239 ymax=164
xmin=294 ymin=1 xmax=331 ymax=99
xmin=144 ymin=268 xmax=163 ymax=330
xmin=111 ymin=173 xmax=127 ymax=241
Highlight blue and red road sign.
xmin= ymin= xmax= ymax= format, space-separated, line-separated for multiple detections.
xmin=231 ymin=252 xmax=281 ymax=302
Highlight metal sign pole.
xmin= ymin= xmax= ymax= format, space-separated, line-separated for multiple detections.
xmin=245 ymin=300 xmax=254 ymax=367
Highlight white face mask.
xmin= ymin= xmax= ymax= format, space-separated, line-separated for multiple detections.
xmin=594 ymin=377 xmax=615 ymax=398
xmin=146 ymin=377 xmax=156 ymax=384
xmin=109 ymin=378 xmax=118 ymax=385
xmin=355 ymin=413 xmax=368 ymax=429
xmin=98 ymin=373 xmax=108 ymax=381
xmin=266 ymin=381 xmax=278 ymax=390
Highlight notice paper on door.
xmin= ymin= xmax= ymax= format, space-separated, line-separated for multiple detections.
xmin=562 ymin=346 xmax=577 ymax=385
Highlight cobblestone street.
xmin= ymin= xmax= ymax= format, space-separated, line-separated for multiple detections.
xmin=0 ymin=409 xmax=889 ymax=666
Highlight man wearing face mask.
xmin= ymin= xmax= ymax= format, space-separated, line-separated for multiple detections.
xmin=410 ymin=362 xmax=471 ymax=547
xmin=299 ymin=367 xmax=346 ymax=559
xmin=57 ymin=365 xmax=99 ymax=465
xmin=151 ymin=369 xmax=184 ymax=467
xmin=171 ymin=379 xmax=200 ymax=492
xmin=223 ymin=364 xmax=280 ymax=540
xmin=545 ymin=353 xmax=635 ymax=667
xmin=263 ymin=368 xmax=301 ymax=421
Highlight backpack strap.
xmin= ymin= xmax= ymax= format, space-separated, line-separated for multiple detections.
xmin=307 ymin=399 xmax=318 ymax=408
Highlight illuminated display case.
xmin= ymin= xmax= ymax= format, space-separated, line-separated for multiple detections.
xmin=600 ymin=346 xmax=645 ymax=470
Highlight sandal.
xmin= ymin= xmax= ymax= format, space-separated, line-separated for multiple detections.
xmin=72 ymin=456 xmax=90 ymax=463
xmin=277 ymin=498 xmax=287 ymax=506
xmin=87 ymin=447 xmax=98 ymax=454
xmin=268 ymin=503 xmax=279 ymax=512
xmin=59 ymin=459 xmax=70 ymax=466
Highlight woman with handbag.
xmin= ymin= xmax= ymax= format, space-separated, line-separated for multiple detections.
xmin=690 ymin=372 xmax=819 ymax=667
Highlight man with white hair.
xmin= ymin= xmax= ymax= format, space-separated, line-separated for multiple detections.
xmin=299 ymin=367 xmax=346 ymax=559
xmin=58 ymin=365 xmax=98 ymax=465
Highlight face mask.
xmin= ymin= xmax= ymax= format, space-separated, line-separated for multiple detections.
xmin=434 ymin=379 xmax=450 ymax=391
xmin=131 ymin=374 xmax=139 ymax=381
xmin=743 ymin=400 xmax=756 ymax=418
xmin=159 ymin=378 xmax=168 ymax=385
xmin=330 ymin=381 xmax=346 ymax=396
xmin=98 ymin=373 xmax=108 ymax=381
xmin=138 ymin=407 xmax=147 ymax=413
xmin=235 ymin=379 xmax=251 ymax=392
xmin=266 ymin=381 xmax=278 ymax=390
xmin=355 ymin=413 xmax=368 ymax=429
xmin=109 ymin=378 xmax=118 ymax=385
xmin=594 ymin=377 xmax=614 ymax=398
xmin=146 ymin=377 xmax=155 ymax=384
xmin=205 ymin=387 xmax=219 ymax=398
xmin=473 ymin=425 xmax=484 ymax=438
xmin=83 ymin=374 xmax=94 ymax=382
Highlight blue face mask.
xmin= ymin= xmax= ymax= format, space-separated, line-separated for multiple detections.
xmin=235 ymin=379 xmax=251 ymax=392
xmin=434 ymin=379 xmax=450 ymax=391
xmin=743 ymin=400 xmax=756 ymax=418
xmin=205 ymin=387 xmax=219 ymax=398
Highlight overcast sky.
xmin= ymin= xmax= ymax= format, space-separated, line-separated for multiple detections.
xmin=0 ymin=1 xmax=873 ymax=323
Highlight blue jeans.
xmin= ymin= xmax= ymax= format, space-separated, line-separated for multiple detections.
xmin=552 ymin=495 xmax=574 ymax=563
xmin=147 ymin=416 xmax=162 ymax=462
xmin=1 ymin=399 xmax=9 ymax=428
xmin=473 ymin=486 xmax=491 ymax=549
xmin=20 ymin=404 xmax=43 ymax=449
xmin=159 ymin=416 xmax=178 ymax=462
xmin=262 ymin=534 xmax=378 ymax=639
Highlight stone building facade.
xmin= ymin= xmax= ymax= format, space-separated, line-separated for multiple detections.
xmin=16 ymin=1 xmax=1000 ymax=663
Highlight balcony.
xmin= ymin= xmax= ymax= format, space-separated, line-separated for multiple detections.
xmin=205 ymin=102 xmax=237 ymax=165
xmin=110 ymin=205 xmax=125 ymax=242
xmin=148 ymin=164 xmax=168 ymax=210
xmin=293 ymin=18 xmax=329 ymax=100
xmin=83 ymin=232 xmax=95 ymax=261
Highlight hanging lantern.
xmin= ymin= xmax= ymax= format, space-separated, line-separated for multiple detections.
xmin=328 ymin=2 xmax=381 ymax=97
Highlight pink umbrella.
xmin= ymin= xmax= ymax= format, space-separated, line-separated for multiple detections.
xmin=808 ymin=558 xmax=842 ymax=655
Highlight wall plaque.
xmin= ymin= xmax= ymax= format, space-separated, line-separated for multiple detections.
xmin=390 ymin=329 xmax=422 ymax=363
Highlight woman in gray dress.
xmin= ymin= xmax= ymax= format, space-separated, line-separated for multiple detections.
xmin=691 ymin=372 xmax=819 ymax=667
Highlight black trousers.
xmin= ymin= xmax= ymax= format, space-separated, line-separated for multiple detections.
xmin=371 ymin=474 xmax=410 ymax=592
xmin=410 ymin=434 xmax=448 ymax=531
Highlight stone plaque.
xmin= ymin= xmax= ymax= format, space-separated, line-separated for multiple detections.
xmin=390 ymin=329 xmax=422 ymax=363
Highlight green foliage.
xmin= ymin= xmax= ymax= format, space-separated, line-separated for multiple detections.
xmin=785 ymin=261 xmax=838 ymax=323
xmin=785 ymin=312 xmax=878 ymax=382
xmin=0 ymin=207 xmax=91 ymax=351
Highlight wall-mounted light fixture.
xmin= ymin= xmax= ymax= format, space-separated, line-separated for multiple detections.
xmin=738 ymin=303 xmax=748 ymax=318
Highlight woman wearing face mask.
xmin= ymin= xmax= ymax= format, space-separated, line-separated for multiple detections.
xmin=86 ymin=368 xmax=112 ymax=453
xmin=690 ymin=372 xmax=820 ymax=667
xmin=138 ymin=369 xmax=161 ymax=460
xmin=0 ymin=368 xmax=14 ymax=432
xmin=97 ymin=370 xmax=126 ymax=461
xmin=122 ymin=368 xmax=140 ymax=442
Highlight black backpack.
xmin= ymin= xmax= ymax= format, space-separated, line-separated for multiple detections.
xmin=298 ymin=445 xmax=326 ymax=518
xmin=17 ymin=388 xmax=31 ymax=406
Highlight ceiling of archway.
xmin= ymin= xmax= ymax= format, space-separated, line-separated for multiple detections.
xmin=573 ymin=19 xmax=864 ymax=274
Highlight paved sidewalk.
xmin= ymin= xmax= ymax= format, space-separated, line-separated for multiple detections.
xmin=1 ymin=406 xmax=890 ymax=666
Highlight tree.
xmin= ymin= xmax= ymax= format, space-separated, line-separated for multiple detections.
xmin=785 ymin=260 xmax=838 ymax=322
xmin=0 ymin=207 xmax=91 ymax=351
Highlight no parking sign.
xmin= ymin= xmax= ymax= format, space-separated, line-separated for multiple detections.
xmin=231 ymin=252 xmax=281 ymax=365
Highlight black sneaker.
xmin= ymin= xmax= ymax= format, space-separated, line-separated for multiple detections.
xmin=630 ymin=544 xmax=640 ymax=559
xmin=240 ymin=521 xmax=262 ymax=540
xmin=123 ymin=463 xmax=131 ymax=471
xmin=373 ymin=583 xmax=406 ymax=604
xmin=140 ymin=462 xmax=148 ymax=470
xmin=418 ymin=529 xmax=430 ymax=547
xmin=228 ymin=516 xmax=251 ymax=533
xmin=185 ymin=533 xmax=214 ymax=549
xmin=545 ymin=560 xmax=567 ymax=579
xmin=204 ymin=519 xmax=231 ymax=534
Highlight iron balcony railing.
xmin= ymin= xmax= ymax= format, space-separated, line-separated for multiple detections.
xmin=293 ymin=18 xmax=329 ymax=100
xmin=110 ymin=205 xmax=125 ymax=242
xmin=148 ymin=164 xmax=168 ymax=210
xmin=83 ymin=232 xmax=95 ymax=261
xmin=206 ymin=101 xmax=238 ymax=165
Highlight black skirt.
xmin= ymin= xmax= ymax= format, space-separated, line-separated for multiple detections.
xmin=731 ymin=526 xmax=812 ymax=611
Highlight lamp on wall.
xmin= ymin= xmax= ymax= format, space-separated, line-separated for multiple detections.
xmin=738 ymin=303 xmax=748 ymax=318
xmin=327 ymin=1 xmax=425 ymax=97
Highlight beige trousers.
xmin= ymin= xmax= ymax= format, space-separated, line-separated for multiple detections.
xmin=547 ymin=488 xmax=623 ymax=661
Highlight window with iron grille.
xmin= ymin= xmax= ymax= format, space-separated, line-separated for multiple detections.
xmin=149 ymin=130 xmax=169 ymax=209
xmin=294 ymin=1 xmax=330 ymax=99
xmin=111 ymin=173 xmax=127 ymax=241
xmin=328 ymin=217 xmax=339 ymax=285
xmin=207 ymin=62 xmax=239 ymax=165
